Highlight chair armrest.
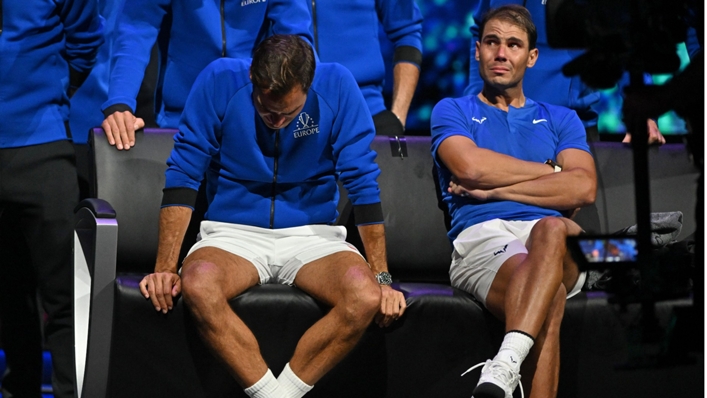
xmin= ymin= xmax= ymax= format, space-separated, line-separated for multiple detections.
xmin=75 ymin=198 xmax=117 ymax=219
xmin=74 ymin=199 xmax=118 ymax=398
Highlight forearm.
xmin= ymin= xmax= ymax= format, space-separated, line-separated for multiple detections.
xmin=444 ymin=144 xmax=553 ymax=192
xmin=488 ymin=169 xmax=596 ymax=210
xmin=357 ymin=223 xmax=388 ymax=275
xmin=154 ymin=206 xmax=193 ymax=273
xmin=460 ymin=150 xmax=554 ymax=189
xmin=390 ymin=62 xmax=420 ymax=127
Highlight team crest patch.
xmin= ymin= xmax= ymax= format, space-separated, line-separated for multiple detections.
xmin=293 ymin=112 xmax=320 ymax=138
xmin=241 ymin=0 xmax=265 ymax=6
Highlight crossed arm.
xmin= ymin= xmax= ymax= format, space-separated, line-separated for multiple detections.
xmin=437 ymin=135 xmax=597 ymax=211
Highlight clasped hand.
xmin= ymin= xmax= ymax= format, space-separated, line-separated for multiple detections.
xmin=139 ymin=271 xmax=182 ymax=314
xmin=448 ymin=176 xmax=491 ymax=201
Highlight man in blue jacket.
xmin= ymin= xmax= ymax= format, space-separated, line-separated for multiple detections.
xmin=139 ymin=35 xmax=405 ymax=398
xmin=0 ymin=0 xmax=104 ymax=397
xmin=101 ymin=0 xmax=313 ymax=151
xmin=310 ymin=0 xmax=423 ymax=136
xmin=432 ymin=6 xmax=595 ymax=398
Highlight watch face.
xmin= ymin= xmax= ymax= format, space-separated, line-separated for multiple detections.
xmin=376 ymin=272 xmax=393 ymax=285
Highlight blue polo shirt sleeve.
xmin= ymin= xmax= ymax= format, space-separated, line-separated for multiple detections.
xmin=430 ymin=97 xmax=474 ymax=165
xmin=551 ymin=106 xmax=591 ymax=156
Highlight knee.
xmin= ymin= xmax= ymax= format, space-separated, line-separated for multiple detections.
xmin=338 ymin=268 xmax=381 ymax=325
xmin=180 ymin=260 xmax=222 ymax=312
xmin=533 ymin=217 xmax=568 ymax=238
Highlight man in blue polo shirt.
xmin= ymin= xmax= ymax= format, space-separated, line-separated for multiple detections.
xmin=138 ymin=35 xmax=405 ymax=398
xmin=431 ymin=6 xmax=596 ymax=398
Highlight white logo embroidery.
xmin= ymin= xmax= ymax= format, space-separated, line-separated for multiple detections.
xmin=241 ymin=0 xmax=265 ymax=6
xmin=293 ymin=112 xmax=320 ymax=138
xmin=532 ymin=118 xmax=547 ymax=124
xmin=471 ymin=117 xmax=487 ymax=124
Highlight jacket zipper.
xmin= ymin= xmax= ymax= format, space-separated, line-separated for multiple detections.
xmin=311 ymin=0 xmax=319 ymax=53
xmin=220 ymin=0 xmax=227 ymax=57
xmin=270 ymin=129 xmax=280 ymax=228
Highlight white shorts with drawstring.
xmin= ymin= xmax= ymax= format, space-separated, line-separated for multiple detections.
xmin=186 ymin=221 xmax=363 ymax=285
xmin=449 ymin=218 xmax=586 ymax=307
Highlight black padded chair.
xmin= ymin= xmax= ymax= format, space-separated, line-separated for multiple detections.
xmin=75 ymin=129 xmax=392 ymax=398
xmin=74 ymin=129 xmax=701 ymax=398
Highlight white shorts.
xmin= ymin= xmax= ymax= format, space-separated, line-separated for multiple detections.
xmin=186 ymin=221 xmax=363 ymax=285
xmin=449 ymin=218 xmax=586 ymax=307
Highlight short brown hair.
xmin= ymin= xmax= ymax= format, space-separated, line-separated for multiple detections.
xmin=478 ymin=5 xmax=537 ymax=50
xmin=250 ymin=35 xmax=316 ymax=96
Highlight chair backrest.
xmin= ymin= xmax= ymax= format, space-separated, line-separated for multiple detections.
xmin=89 ymin=128 xmax=179 ymax=273
xmin=362 ymin=136 xmax=452 ymax=282
xmin=90 ymin=129 xmax=452 ymax=278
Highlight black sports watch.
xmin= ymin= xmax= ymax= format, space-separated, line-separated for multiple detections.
xmin=545 ymin=159 xmax=562 ymax=172
xmin=375 ymin=272 xmax=393 ymax=285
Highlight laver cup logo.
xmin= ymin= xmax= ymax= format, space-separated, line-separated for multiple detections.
xmin=241 ymin=0 xmax=266 ymax=6
xmin=293 ymin=112 xmax=320 ymax=138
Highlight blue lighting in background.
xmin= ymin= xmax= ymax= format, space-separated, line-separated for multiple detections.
xmin=381 ymin=0 xmax=690 ymax=135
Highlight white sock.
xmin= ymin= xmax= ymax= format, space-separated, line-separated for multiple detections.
xmin=277 ymin=363 xmax=313 ymax=398
xmin=494 ymin=330 xmax=535 ymax=372
xmin=244 ymin=369 xmax=287 ymax=398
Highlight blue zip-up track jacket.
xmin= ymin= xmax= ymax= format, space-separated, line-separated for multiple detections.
xmin=102 ymin=0 xmax=313 ymax=129
xmin=0 ymin=0 xmax=104 ymax=148
xmin=164 ymin=58 xmax=383 ymax=229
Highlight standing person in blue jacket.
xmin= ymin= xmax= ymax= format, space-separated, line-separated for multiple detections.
xmin=466 ymin=0 xmax=666 ymax=145
xmin=138 ymin=35 xmax=406 ymax=398
xmin=69 ymin=0 xmax=126 ymax=201
xmin=431 ymin=6 xmax=595 ymax=397
xmin=101 ymin=0 xmax=313 ymax=151
xmin=310 ymin=0 xmax=423 ymax=136
xmin=0 ymin=0 xmax=104 ymax=397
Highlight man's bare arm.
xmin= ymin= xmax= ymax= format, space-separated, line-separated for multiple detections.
xmin=357 ymin=223 xmax=388 ymax=276
xmin=437 ymin=135 xmax=554 ymax=190
xmin=139 ymin=206 xmax=192 ymax=313
xmin=390 ymin=62 xmax=420 ymax=128
xmin=357 ymin=223 xmax=406 ymax=327
xmin=470 ymin=148 xmax=597 ymax=210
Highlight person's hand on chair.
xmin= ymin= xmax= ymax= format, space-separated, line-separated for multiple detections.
xmin=139 ymin=272 xmax=181 ymax=314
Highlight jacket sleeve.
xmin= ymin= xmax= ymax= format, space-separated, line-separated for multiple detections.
xmin=267 ymin=0 xmax=315 ymax=47
xmin=330 ymin=67 xmax=383 ymax=225
xmin=102 ymin=0 xmax=170 ymax=113
xmin=59 ymin=0 xmax=105 ymax=75
xmin=164 ymin=62 xmax=231 ymax=200
xmin=377 ymin=0 xmax=423 ymax=67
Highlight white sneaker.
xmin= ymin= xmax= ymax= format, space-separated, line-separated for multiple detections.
xmin=461 ymin=359 xmax=523 ymax=398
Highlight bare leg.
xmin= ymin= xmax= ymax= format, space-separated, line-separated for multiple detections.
xmin=483 ymin=217 xmax=582 ymax=397
xmin=520 ymin=285 xmax=567 ymax=398
xmin=180 ymin=247 xmax=266 ymax=388
xmin=288 ymin=251 xmax=381 ymax=384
